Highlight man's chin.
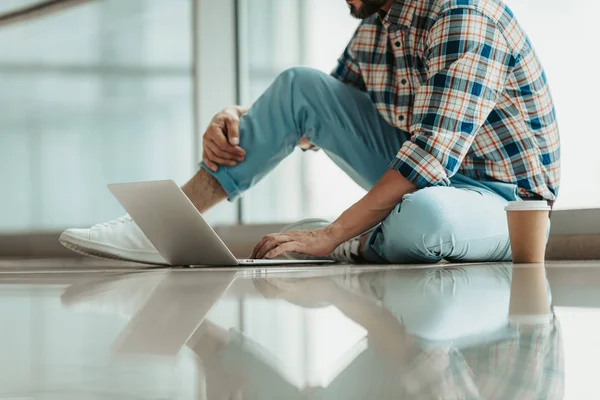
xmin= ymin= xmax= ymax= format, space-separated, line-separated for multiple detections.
xmin=349 ymin=4 xmax=380 ymax=20
xmin=350 ymin=8 xmax=368 ymax=19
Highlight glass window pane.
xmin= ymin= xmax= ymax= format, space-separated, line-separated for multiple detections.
xmin=0 ymin=0 xmax=200 ymax=232
xmin=238 ymin=0 xmax=362 ymax=224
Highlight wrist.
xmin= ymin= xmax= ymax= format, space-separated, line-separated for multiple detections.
xmin=324 ymin=221 xmax=348 ymax=246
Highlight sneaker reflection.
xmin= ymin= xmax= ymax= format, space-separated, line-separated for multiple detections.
xmin=62 ymin=265 xmax=563 ymax=399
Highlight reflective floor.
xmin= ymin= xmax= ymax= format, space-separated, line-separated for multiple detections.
xmin=1 ymin=260 xmax=599 ymax=399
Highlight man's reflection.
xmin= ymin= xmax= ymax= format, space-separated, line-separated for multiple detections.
xmin=61 ymin=265 xmax=564 ymax=399
xmin=190 ymin=266 xmax=564 ymax=399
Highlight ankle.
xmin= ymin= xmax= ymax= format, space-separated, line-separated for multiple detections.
xmin=182 ymin=169 xmax=227 ymax=213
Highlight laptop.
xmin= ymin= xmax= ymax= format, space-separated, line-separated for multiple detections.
xmin=107 ymin=180 xmax=335 ymax=267
xmin=112 ymin=270 xmax=237 ymax=357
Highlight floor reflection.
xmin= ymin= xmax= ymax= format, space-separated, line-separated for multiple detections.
xmin=54 ymin=264 xmax=563 ymax=399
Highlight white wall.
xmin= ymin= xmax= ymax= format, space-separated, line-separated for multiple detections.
xmin=504 ymin=0 xmax=600 ymax=209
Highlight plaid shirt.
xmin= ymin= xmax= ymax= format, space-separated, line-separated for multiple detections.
xmin=400 ymin=320 xmax=564 ymax=399
xmin=331 ymin=0 xmax=560 ymax=201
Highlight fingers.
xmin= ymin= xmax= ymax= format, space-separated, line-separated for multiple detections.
xmin=205 ymin=146 xmax=237 ymax=167
xmin=203 ymin=123 xmax=246 ymax=169
xmin=210 ymin=125 xmax=246 ymax=158
xmin=250 ymin=236 xmax=270 ymax=259
xmin=207 ymin=138 xmax=245 ymax=163
xmin=202 ymin=150 xmax=219 ymax=172
xmin=251 ymin=234 xmax=293 ymax=259
xmin=252 ymin=236 xmax=280 ymax=260
xmin=204 ymin=141 xmax=238 ymax=165
xmin=224 ymin=116 xmax=241 ymax=146
xmin=265 ymin=242 xmax=299 ymax=259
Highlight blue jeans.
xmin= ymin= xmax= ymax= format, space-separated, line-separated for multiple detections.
xmin=201 ymin=67 xmax=521 ymax=263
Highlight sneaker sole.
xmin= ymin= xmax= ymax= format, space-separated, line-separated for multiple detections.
xmin=59 ymin=231 xmax=166 ymax=265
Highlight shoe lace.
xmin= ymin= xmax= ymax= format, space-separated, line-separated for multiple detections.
xmin=330 ymin=238 xmax=360 ymax=263
xmin=100 ymin=215 xmax=133 ymax=228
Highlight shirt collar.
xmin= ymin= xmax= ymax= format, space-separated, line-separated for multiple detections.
xmin=380 ymin=0 xmax=417 ymax=31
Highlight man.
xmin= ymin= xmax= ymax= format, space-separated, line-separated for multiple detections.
xmin=60 ymin=0 xmax=560 ymax=264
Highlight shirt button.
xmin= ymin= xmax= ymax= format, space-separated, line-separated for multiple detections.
xmin=401 ymin=79 xmax=408 ymax=85
xmin=398 ymin=115 xmax=405 ymax=122
xmin=395 ymin=41 xmax=402 ymax=48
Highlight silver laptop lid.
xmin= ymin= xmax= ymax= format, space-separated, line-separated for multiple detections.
xmin=108 ymin=180 xmax=238 ymax=266
xmin=112 ymin=270 xmax=237 ymax=357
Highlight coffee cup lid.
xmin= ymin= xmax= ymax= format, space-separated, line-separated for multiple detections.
xmin=505 ymin=200 xmax=551 ymax=211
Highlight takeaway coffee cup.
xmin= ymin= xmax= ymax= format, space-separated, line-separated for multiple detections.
xmin=505 ymin=201 xmax=551 ymax=263
xmin=509 ymin=263 xmax=552 ymax=325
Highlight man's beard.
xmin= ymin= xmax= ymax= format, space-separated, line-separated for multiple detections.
xmin=349 ymin=0 xmax=388 ymax=19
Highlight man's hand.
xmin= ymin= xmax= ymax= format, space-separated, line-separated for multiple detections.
xmin=251 ymin=228 xmax=342 ymax=260
xmin=251 ymin=170 xmax=417 ymax=260
xmin=202 ymin=107 xmax=248 ymax=172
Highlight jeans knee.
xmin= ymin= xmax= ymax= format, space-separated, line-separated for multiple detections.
xmin=380 ymin=188 xmax=453 ymax=262
xmin=274 ymin=66 xmax=325 ymax=96
xmin=399 ymin=188 xmax=452 ymax=234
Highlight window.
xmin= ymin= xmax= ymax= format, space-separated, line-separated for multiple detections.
xmin=0 ymin=0 xmax=197 ymax=232
xmin=237 ymin=0 xmax=364 ymax=224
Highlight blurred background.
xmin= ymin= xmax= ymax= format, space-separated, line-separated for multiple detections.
xmin=0 ymin=0 xmax=599 ymax=244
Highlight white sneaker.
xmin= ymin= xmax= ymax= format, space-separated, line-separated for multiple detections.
xmin=61 ymin=271 xmax=168 ymax=318
xmin=280 ymin=218 xmax=362 ymax=263
xmin=59 ymin=215 xmax=166 ymax=264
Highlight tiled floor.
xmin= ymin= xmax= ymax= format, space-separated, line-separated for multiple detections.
xmin=0 ymin=259 xmax=597 ymax=399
